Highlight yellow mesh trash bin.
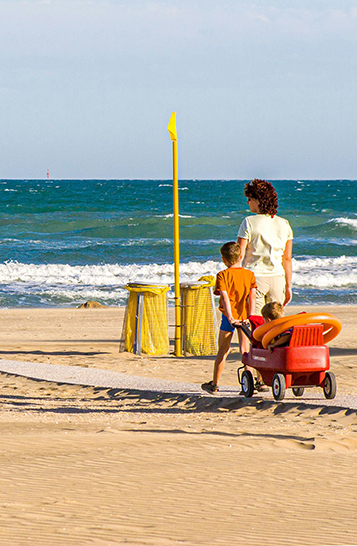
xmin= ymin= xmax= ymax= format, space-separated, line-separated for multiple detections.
xmin=180 ymin=275 xmax=218 ymax=356
xmin=122 ymin=282 xmax=170 ymax=356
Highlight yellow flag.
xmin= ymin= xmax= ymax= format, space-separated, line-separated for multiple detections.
xmin=167 ymin=112 xmax=177 ymax=141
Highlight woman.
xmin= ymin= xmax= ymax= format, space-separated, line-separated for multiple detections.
xmin=237 ymin=179 xmax=293 ymax=314
xmin=237 ymin=179 xmax=293 ymax=392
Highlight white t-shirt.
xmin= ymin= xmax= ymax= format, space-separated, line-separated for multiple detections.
xmin=237 ymin=214 xmax=293 ymax=277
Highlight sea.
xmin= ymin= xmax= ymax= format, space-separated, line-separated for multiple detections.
xmin=0 ymin=179 xmax=355 ymax=308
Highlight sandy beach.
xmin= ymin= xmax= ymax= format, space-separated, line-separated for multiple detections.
xmin=0 ymin=305 xmax=356 ymax=545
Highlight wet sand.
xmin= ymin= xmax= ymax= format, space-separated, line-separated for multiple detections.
xmin=0 ymin=305 xmax=356 ymax=545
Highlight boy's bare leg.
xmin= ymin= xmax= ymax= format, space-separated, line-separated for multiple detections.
xmin=212 ymin=330 xmax=233 ymax=386
xmin=238 ymin=328 xmax=250 ymax=355
xmin=238 ymin=328 xmax=254 ymax=374
xmin=238 ymin=329 xmax=265 ymax=385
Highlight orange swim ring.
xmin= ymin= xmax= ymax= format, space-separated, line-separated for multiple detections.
xmin=253 ymin=312 xmax=342 ymax=349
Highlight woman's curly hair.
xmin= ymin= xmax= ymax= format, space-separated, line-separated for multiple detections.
xmin=244 ymin=179 xmax=278 ymax=216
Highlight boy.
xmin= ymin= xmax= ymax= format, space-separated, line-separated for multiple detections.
xmin=261 ymin=301 xmax=292 ymax=348
xmin=261 ymin=301 xmax=284 ymax=321
xmin=201 ymin=242 xmax=257 ymax=394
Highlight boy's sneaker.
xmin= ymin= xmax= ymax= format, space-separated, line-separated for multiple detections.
xmin=201 ymin=380 xmax=219 ymax=394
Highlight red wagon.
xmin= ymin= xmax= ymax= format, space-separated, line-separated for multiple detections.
xmin=238 ymin=313 xmax=342 ymax=401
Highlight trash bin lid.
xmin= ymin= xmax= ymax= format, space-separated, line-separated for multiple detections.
xmin=127 ymin=282 xmax=170 ymax=288
xmin=179 ymin=281 xmax=209 ymax=288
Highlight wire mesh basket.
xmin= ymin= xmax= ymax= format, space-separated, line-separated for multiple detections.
xmin=180 ymin=276 xmax=218 ymax=356
xmin=120 ymin=282 xmax=170 ymax=356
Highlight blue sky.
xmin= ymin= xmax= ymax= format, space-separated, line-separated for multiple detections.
xmin=0 ymin=0 xmax=357 ymax=179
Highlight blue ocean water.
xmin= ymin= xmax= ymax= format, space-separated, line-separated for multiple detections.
xmin=0 ymin=179 xmax=356 ymax=307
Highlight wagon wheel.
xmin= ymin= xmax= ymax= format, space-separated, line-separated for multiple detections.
xmin=323 ymin=372 xmax=337 ymax=399
xmin=272 ymin=373 xmax=286 ymax=401
xmin=241 ymin=370 xmax=254 ymax=398
xmin=292 ymin=387 xmax=304 ymax=397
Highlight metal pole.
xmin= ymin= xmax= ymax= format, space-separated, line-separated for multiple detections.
xmin=133 ymin=293 xmax=143 ymax=355
xmin=137 ymin=293 xmax=143 ymax=356
xmin=181 ymin=287 xmax=186 ymax=357
xmin=168 ymin=112 xmax=182 ymax=357
xmin=172 ymin=138 xmax=182 ymax=356
xmin=209 ymin=286 xmax=219 ymax=350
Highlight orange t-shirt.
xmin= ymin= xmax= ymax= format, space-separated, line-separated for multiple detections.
xmin=214 ymin=267 xmax=257 ymax=320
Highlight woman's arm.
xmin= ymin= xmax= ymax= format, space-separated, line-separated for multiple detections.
xmin=237 ymin=237 xmax=248 ymax=266
xmin=282 ymin=239 xmax=293 ymax=306
xmin=248 ymin=287 xmax=256 ymax=316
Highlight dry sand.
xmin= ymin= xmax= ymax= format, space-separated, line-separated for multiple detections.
xmin=0 ymin=305 xmax=356 ymax=545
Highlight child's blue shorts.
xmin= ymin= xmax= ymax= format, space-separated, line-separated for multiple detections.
xmin=220 ymin=314 xmax=235 ymax=333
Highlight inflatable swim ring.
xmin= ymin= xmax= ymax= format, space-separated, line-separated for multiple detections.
xmin=253 ymin=312 xmax=342 ymax=349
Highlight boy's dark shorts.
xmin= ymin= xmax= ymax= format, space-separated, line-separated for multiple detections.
xmin=220 ymin=314 xmax=235 ymax=333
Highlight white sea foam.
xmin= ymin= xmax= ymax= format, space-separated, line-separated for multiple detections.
xmin=0 ymin=261 xmax=223 ymax=306
xmin=0 ymin=256 xmax=355 ymax=306
xmin=160 ymin=213 xmax=194 ymax=218
xmin=327 ymin=217 xmax=357 ymax=230
xmin=292 ymin=255 xmax=357 ymax=271
xmin=1 ymin=257 xmax=356 ymax=289
xmin=292 ymin=256 xmax=357 ymax=288
xmin=0 ymin=260 xmax=222 ymax=286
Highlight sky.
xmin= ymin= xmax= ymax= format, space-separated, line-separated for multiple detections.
xmin=0 ymin=0 xmax=357 ymax=180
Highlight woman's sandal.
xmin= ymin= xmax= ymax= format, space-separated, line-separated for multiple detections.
xmin=201 ymin=380 xmax=219 ymax=394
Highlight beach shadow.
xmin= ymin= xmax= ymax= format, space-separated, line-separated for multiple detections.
xmin=151 ymin=353 xmax=217 ymax=361
xmin=127 ymin=427 xmax=316 ymax=445
xmin=1 ymin=377 xmax=356 ymax=420
xmin=0 ymin=349 xmax=109 ymax=357
xmin=151 ymin=351 xmax=242 ymax=362
xmin=330 ymin=347 xmax=357 ymax=357
xmin=34 ymin=339 xmax=120 ymax=344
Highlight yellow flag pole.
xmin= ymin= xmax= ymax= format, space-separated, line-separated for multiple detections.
xmin=167 ymin=112 xmax=182 ymax=357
